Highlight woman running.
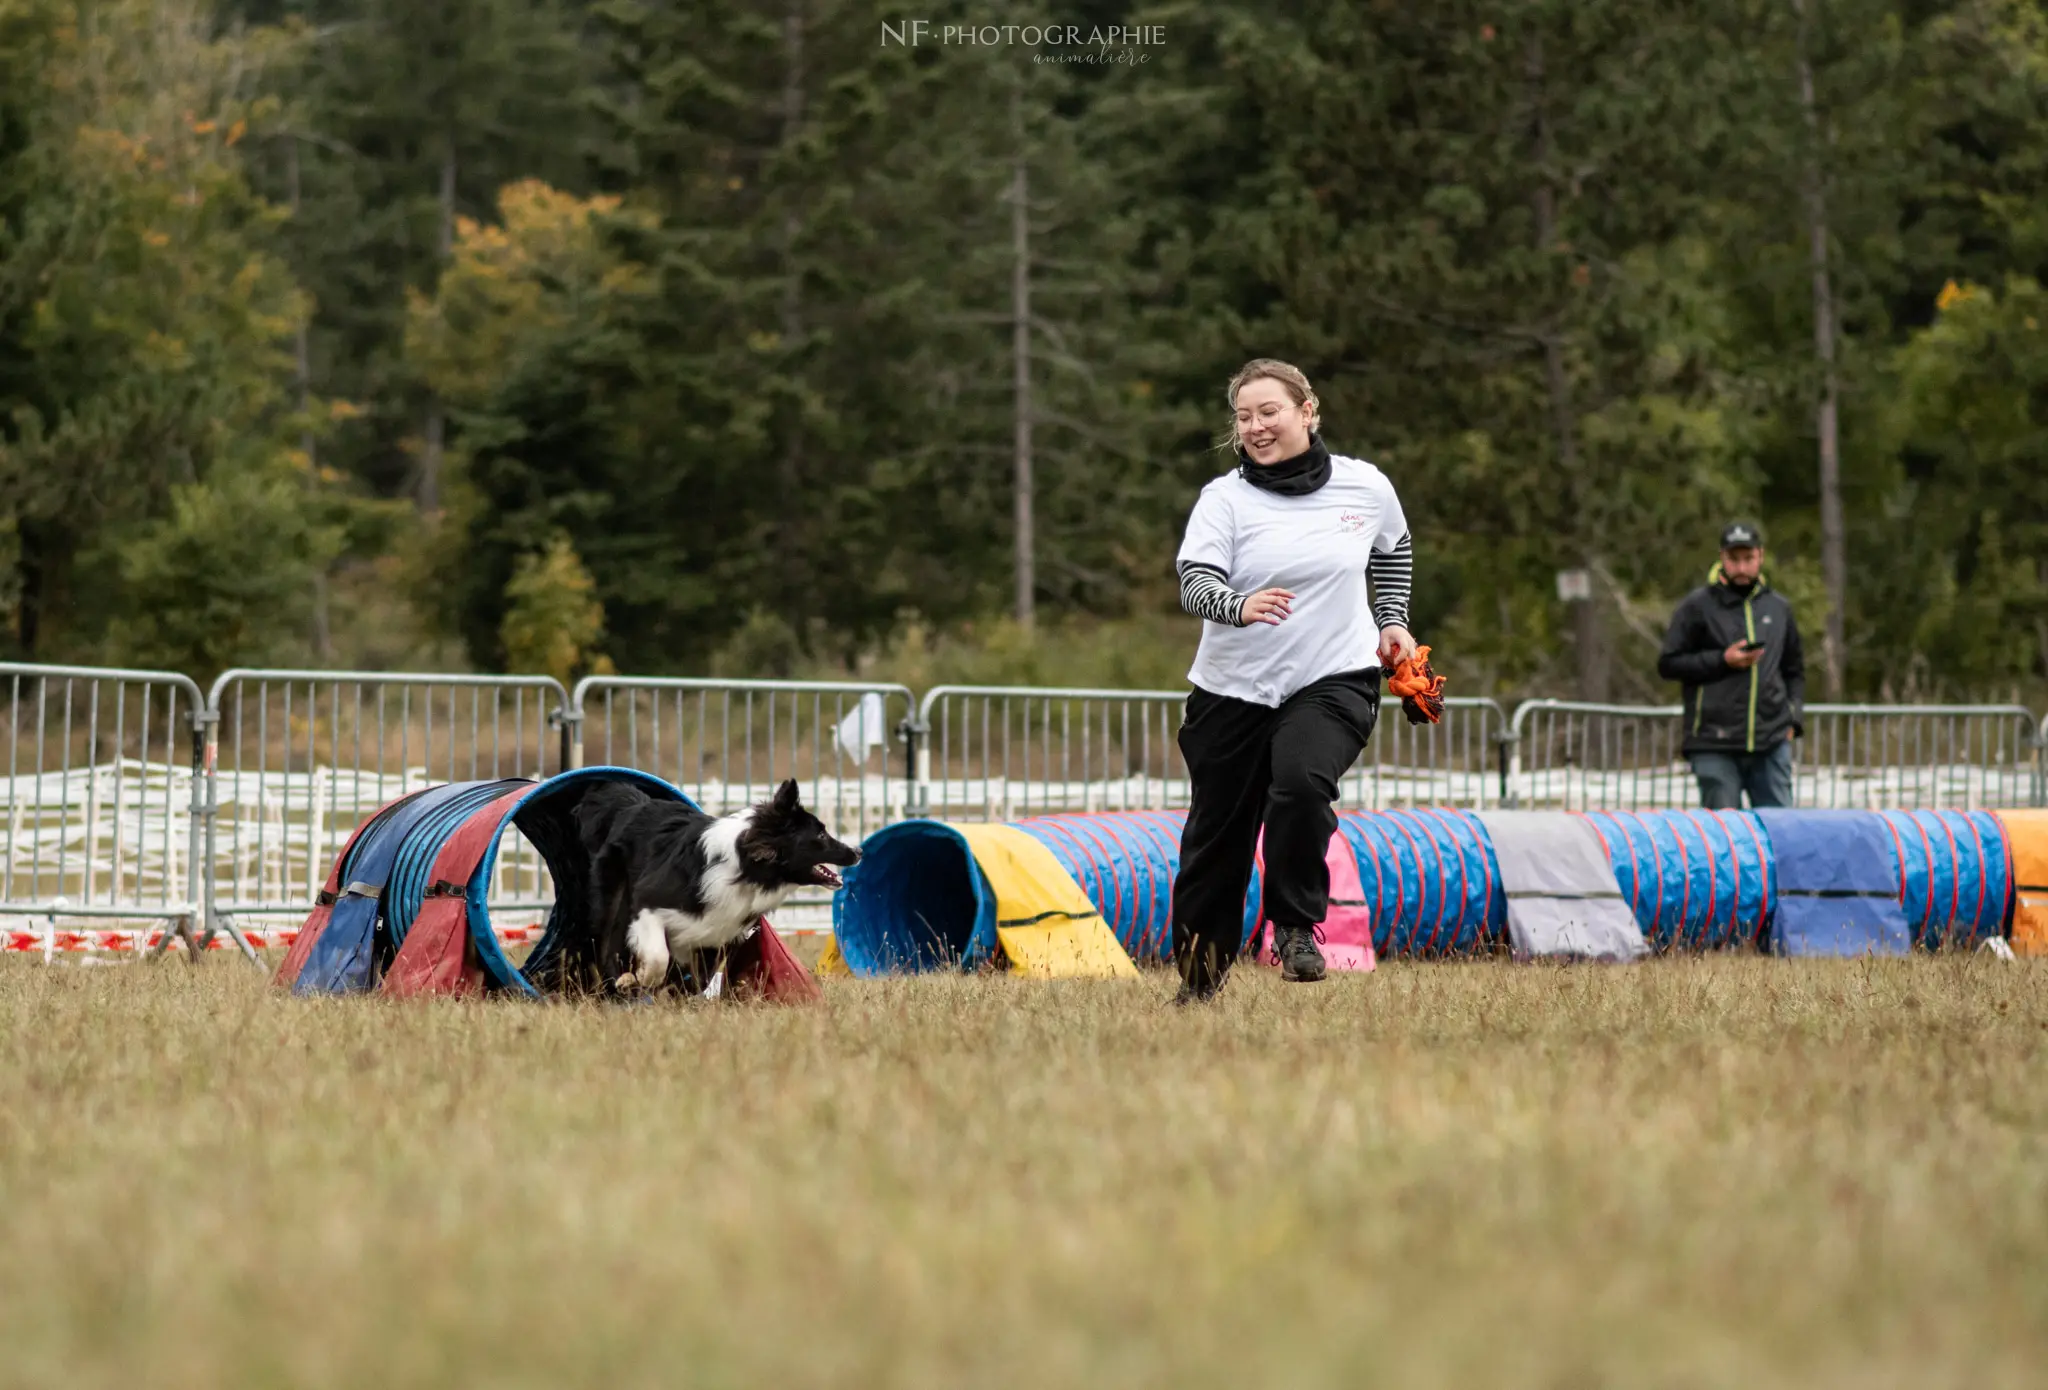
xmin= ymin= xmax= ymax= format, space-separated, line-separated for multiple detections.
xmin=1171 ymin=359 xmax=1417 ymax=1002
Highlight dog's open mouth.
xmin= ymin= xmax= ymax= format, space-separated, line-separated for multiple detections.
xmin=812 ymin=865 xmax=845 ymax=889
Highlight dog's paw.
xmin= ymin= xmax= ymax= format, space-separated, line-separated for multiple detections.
xmin=624 ymin=909 xmax=672 ymax=991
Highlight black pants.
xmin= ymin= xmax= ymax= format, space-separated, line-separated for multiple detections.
xmin=1171 ymin=669 xmax=1380 ymax=990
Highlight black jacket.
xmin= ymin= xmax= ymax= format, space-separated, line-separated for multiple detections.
xmin=1657 ymin=567 xmax=1806 ymax=754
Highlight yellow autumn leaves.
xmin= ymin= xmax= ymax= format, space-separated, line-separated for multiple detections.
xmin=403 ymin=180 xmax=654 ymax=413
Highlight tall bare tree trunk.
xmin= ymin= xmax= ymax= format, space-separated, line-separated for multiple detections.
xmin=777 ymin=0 xmax=807 ymax=587
xmin=1526 ymin=33 xmax=1606 ymax=701
xmin=289 ymin=136 xmax=331 ymax=659
xmin=1010 ymin=82 xmax=1035 ymax=630
xmin=418 ymin=139 xmax=457 ymax=515
xmin=1794 ymin=0 xmax=1846 ymax=696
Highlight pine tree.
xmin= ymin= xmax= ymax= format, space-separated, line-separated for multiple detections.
xmin=0 ymin=0 xmax=330 ymax=670
xmin=1118 ymin=0 xmax=1765 ymax=697
xmin=248 ymin=0 xmax=606 ymax=505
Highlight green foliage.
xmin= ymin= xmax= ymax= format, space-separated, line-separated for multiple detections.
xmin=0 ymin=0 xmax=326 ymax=665
xmin=101 ymin=467 xmax=338 ymax=680
xmin=1883 ymin=276 xmax=2048 ymax=693
xmin=499 ymin=533 xmax=610 ymax=687
xmin=248 ymin=0 xmax=609 ymax=498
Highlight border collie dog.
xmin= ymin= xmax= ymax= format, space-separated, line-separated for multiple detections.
xmin=574 ymin=778 xmax=860 ymax=993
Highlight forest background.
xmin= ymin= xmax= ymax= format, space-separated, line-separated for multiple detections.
xmin=4 ymin=0 xmax=2047 ymax=706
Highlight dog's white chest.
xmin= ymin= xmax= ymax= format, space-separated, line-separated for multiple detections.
xmin=633 ymin=890 xmax=781 ymax=953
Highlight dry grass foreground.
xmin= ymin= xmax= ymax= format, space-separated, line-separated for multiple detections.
xmin=0 ymin=955 xmax=2044 ymax=1389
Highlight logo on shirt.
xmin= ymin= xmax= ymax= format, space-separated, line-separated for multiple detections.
xmin=1338 ymin=511 xmax=1369 ymax=535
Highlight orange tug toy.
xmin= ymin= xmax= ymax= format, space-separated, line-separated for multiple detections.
xmin=1387 ymin=645 xmax=1446 ymax=725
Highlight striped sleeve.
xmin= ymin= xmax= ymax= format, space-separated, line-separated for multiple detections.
xmin=1368 ymin=531 xmax=1412 ymax=630
xmin=1177 ymin=561 xmax=1246 ymax=626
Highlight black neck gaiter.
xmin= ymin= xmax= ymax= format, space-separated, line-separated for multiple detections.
xmin=1239 ymin=434 xmax=1332 ymax=496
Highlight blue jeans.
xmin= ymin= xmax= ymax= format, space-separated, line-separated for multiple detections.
xmin=1689 ymin=739 xmax=1795 ymax=810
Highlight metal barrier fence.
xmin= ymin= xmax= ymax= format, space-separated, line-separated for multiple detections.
xmin=204 ymin=670 xmax=572 ymax=943
xmin=568 ymin=677 xmax=916 ymax=843
xmin=0 ymin=662 xmax=226 ymax=956
xmin=1507 ymin=700 xmax=2044 ymax=810
xmin=911 ymin=685 xmax=1510 ymax=820
xmin=2 ymin=657 xmax=2043 ymax=961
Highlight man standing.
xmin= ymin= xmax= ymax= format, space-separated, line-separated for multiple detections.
xmin=1657 ymin=522 xmax=1807 ymax=809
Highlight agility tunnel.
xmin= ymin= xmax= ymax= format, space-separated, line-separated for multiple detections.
xmin=829 ymin=810 xmax=1385 ymax=975
xmin=1335 ymin=808 xmax=1503 ymax=955
xmin=1014 ymin=812 xmax=1202 ymax=964
xmin=1580 ymin=811 xmax=1774 ymax=952
xmin=1022 ymin=812 xmax=1374 ymax=970
xmin=1996 ymin=810 xmax=2048 ymax=956
xmin=1877 ymin=811 xmax=2012 ymax=950
xmin=826 ymin=818 xmax=1141 ymax=977
xmin=829 ymin=807 xmax=2025 ymax=974
xmin=276 ymin=767 xmax=818 ymax=1001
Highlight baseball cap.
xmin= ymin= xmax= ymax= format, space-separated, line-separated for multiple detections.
xmin=1720 ymin=521 xmax=1762 ymax=550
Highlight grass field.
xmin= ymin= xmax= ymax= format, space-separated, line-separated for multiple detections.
xmin=1 ymin=954 xmax=2044 ymax=1388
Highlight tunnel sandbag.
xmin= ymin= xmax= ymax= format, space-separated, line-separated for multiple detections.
xmin=1580 ymin=811 xmax=1772 ymax=952
xmin=950 ymin=825 xmax=1139 ymax=978
xmin=1877 ymin=811 xmax=2012 ymax=949
xmin=1994 ymin=810 xmax=2048 ymax=956
xmin=1335 ymin=808 xmax=1501 ymax=955
xmin=1249 ymin=826 xmax=1374 ymax=971
xmin=1754 ymin=810 xmax=1912 ymax=957
xmin=1477 ymin=812 xmax=1646 ymax=962
xmin=816 ymin=936 xmax=851 ymax=976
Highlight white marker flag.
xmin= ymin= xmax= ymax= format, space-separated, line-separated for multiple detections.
xmin=834 ymin=691 xmax=889 ymax=763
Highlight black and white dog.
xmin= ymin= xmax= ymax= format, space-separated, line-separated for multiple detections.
xmin=574 ymin=778 xmax=860 ymax=993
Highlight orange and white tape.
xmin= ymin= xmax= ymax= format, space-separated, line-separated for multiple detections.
xmin=3 ymin=925 xmax=551 ymax=953
xmin=4 ymin=924 xmax=829 ymax=953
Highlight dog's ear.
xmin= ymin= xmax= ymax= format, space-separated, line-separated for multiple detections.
xmin=772 ymin=778 xmax=801 ymax=814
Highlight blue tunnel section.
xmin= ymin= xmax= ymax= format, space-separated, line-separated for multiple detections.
xmin=1580 ymin=810 xmax=1774 ymax=952
xmin=1877 ymin=810 xmax=2012 ymax=949
xmin=830 ymin=820 xmax=998 ymax=976
xmin=1335 ymin=808 xmax=1503 ymax=955
xmin=1012 ymin=810 xmax=1263 ymax=964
